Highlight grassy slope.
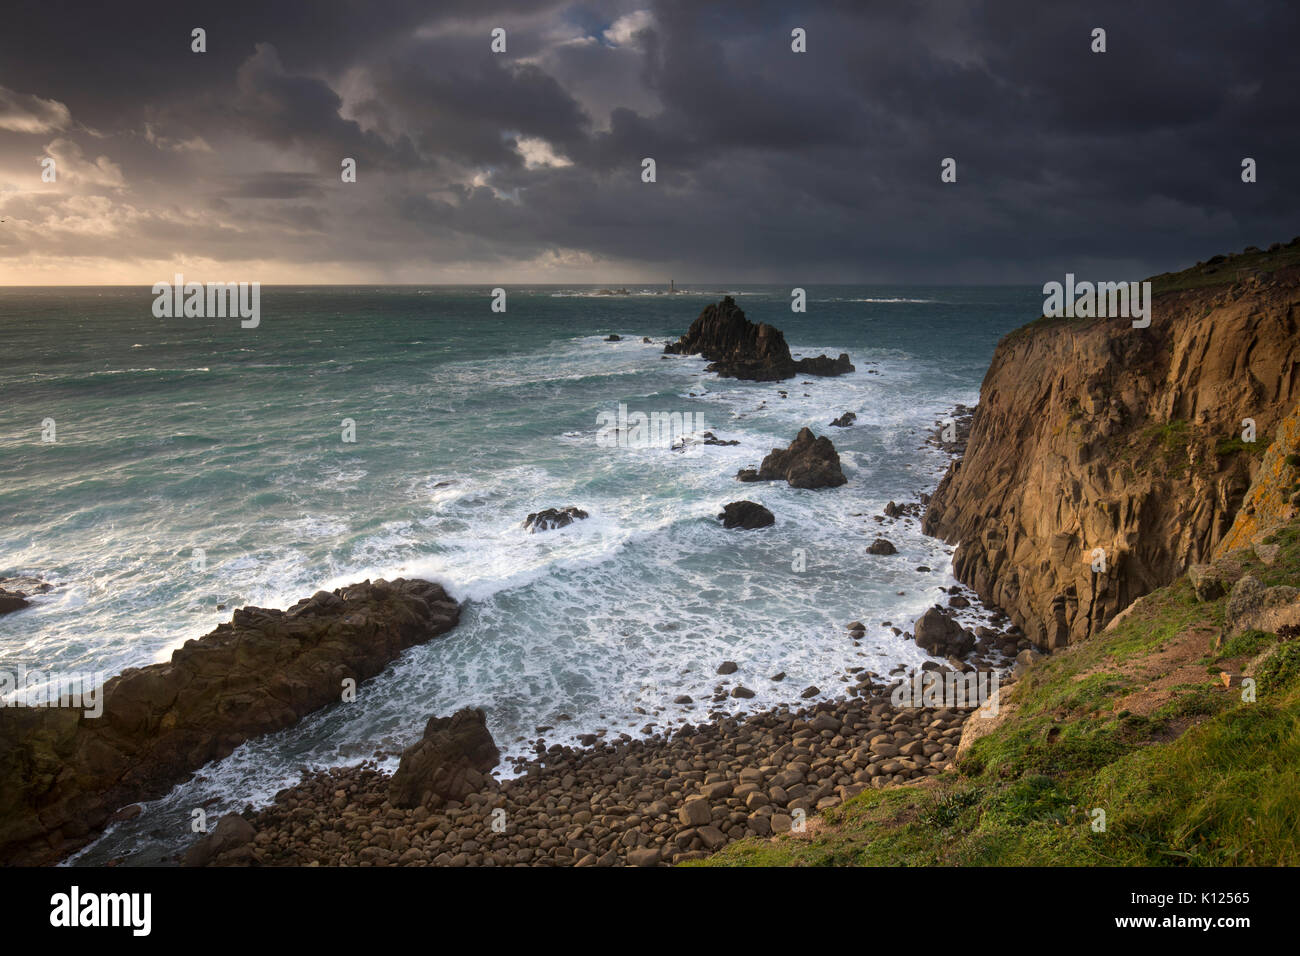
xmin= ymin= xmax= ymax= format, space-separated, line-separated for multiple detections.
xmin=699 ymin=522 xmax=1300 ymax=867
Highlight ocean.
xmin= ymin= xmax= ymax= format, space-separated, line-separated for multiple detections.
xmin=0 ymin=284 xmax=1038 ymax=863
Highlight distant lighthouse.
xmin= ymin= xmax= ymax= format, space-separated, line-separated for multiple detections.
xmin=670 ymin=278 xmax=675 ymax=293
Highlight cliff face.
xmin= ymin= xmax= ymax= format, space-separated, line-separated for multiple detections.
xmin=1215 ymin=399 xmax=1300 ymax=557
xmin=924 ymin=263 xmax=1300 ymax=649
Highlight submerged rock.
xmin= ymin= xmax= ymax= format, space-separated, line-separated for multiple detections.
xmin=0 ymin=590 xmax=30 ymax=616
xmin=797 ymin=354 xmax=854 ymax=376
xmin=523 ymin=507 xmax=589 ymax=532
xmin=0 ymin=577 xmax=52 ymax=616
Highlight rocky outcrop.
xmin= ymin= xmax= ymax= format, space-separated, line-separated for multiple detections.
xmin=0 ymin=577 xmax=460 ymax=866
xmin=1225 ymin=575 xmax=1300 ymax=637
xmin=866 ymin=538 xmax=897 ymax=555
xmin=717 ymin=501 xmax=775 ymax=529
xmin=388 ymin=708 xmax=501 ymax=809
xmin=664 ymin=297 xmax=854 ymax=381
xmin=829 ymin=412 xmax=856 ymax=428
xmin=925 ymin=257 xmax=1300 ymax=649
xmin=523 ymin=507 xmax=589 ymax=532
xmin=740 ymin=428 xmax=847 ymax=489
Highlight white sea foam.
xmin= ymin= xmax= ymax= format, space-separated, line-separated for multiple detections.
xmin=36 ymin=311 xmax=996 ymax=865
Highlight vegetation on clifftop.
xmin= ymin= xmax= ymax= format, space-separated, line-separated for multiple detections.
xmin=1002 ymin=236 xmax=1300 ymax=344
xmin=697 ymin=522 xmax=1300 ymax=867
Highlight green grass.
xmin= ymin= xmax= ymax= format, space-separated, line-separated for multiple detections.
xmin=697 ymin=519 xmax=1300 ymax=868
xmin=1256 ymin=642 xmax=1300 ymax=697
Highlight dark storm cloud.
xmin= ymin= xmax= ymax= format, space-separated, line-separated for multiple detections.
xmin=1 ymin=0 xmax=1296 ymax=282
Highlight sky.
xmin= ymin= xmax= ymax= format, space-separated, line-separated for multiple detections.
xmin=0 ymin=0 xmax=1296 ymax=285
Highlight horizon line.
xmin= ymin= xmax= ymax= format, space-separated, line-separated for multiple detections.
xmin=0 ymin=281 xmax=1043 ymax=289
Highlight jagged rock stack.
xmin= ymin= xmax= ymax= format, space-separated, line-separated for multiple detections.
xmin=665 ymin=296 xmax=854 ymax=381
xmin=737 ymin=427 xmax=847 ymax=489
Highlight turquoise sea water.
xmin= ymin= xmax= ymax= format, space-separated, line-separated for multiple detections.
xmin=0 ymin=284 xmax=1037 ymax=863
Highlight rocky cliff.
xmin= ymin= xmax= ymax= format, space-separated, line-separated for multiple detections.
xmin=924 ymin=247 xmax=1300 ymax=649
xmin=1215 ymin=399 xmax=1300 ymax=558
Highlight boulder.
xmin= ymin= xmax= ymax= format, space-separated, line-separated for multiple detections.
xmin=523 ymin=507 xmax=589 ymax=533
xmin=183 ymin=813 xmax=256 ymax=867
xmin=718 ymin=501 xmax=775 ymax=529
xmin=1225 ymin=574 xmax=1300 ymax=636
xmin=748 ymin=428 xmax=847 ymax=489
xmin=829 ymin=412 xmax=856 ymax=428
xmin=389 ymin=708 xmax=501 ymax=808
xmin=1188 ymin=563 xmax=1229 ymax=601
xmin=867 ymin=538 xmax=897 ymax=555
xmin=913 ymin=607 xmax=975 ymax=658
xmin=626 ymin=847 xmax=660 ymax=866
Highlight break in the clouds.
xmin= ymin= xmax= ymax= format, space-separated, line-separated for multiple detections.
xmin=0 ymin=0 xmax=1296 ymax=284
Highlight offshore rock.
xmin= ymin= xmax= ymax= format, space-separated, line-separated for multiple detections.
xmin=664 ymin=297 xmax=854 ymax=381
xmin=748 ymin=428 xmax=847 ymax=489
xmin=718 ymin=501 xmax=776 ymax=529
